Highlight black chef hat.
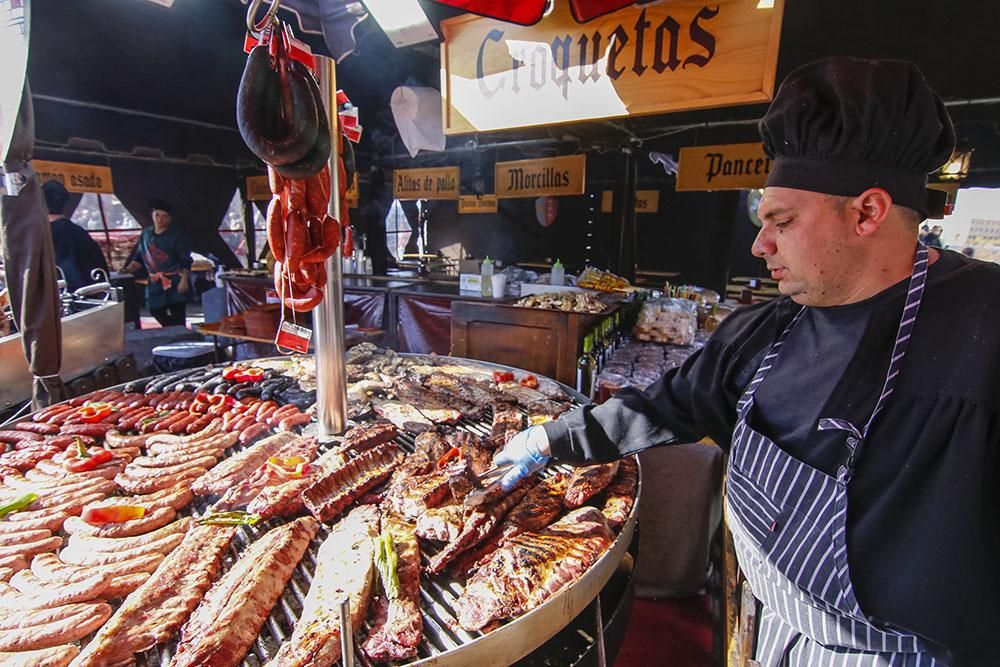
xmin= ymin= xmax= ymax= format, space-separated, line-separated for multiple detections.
xmin=760 ymin=57 xmax=956 ymax=219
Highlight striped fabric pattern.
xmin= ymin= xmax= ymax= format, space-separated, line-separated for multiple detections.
xmin=726 ymin=245 xmax=941 ymax=665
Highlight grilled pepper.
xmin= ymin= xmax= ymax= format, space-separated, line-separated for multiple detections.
xmin=266 ymin=455 xmax=310 ymax=479
xmin=0 ymin=492 xmax=38 ymax=518
xmin=65 ymin=448 xmax=113 ymax=473
xmin=78 ymin=402 xmax=113 ymax=423
xmin=519 ymin=374 xmax=539 ymax=389
xmin=374 ymin=532 xmax=400 ymax=599
xmin=235 ymin=367 xmax=266 ymax=383
xmin=197 ymin=510 xmax=261 ymax=526
xmin=492 ymin=371 xmax=514 ymax=384
xmin=436 ymin=447 xmax=462 ymax=469
xmin=82 ymin=504 xmax=146 ymax=525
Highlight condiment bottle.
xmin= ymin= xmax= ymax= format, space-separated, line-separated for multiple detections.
xmin=481 ymin=256 xmax=494 ymax=297
xmin=551 ymin=259 xmax=564 ymax=287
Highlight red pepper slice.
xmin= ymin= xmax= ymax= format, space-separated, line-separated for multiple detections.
xmin=235 ymin=368 xmax=266 ymax=383
xmin=81 ymin=504 xmax=146 ymax=525
xmin=437 ymin=447 xmax=463 ymax=468
xmin=222 ymin=366 xmax=243 ymax=381
xmin=207 ymin=394 xmax=236 ymax=415
xmin=190 ymin=392 xmax=213 ymax=414
xmin=492 ymin=370 xmax=514 ymax=384
xmin=65 ymin=448 xmax=114 ymax=473
xmin=519 ymin=374 xmax=539 ymax=389
xmin=78 ymin=402 xmax=113 ymax=423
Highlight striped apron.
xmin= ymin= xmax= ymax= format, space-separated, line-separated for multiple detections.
xmin=726 ymin=245 xmax=944 ymax=666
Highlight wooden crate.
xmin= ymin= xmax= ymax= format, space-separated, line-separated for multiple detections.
xmin=450 ymin=301 xmax=615 ymax=387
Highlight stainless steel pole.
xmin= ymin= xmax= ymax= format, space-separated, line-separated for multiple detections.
xmin=313 ymin=57 xmax=348 ymax=439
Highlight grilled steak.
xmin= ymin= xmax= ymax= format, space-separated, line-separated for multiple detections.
xmin=408 ymin=376 xmax=486 ymax=421
xmin=496 ymin=383 xmax=571 ymax=417
xmin=565 ymin=461 xmax=620 ymax=509
xmin=362 ymin=515 xmax=422 ymax=662
xmin=386 ymin=467 xmax=452 ymax=520
xmin=426 ymin=480 xmax=532 ymax=575
xmin=413 ymin=430 xmax=449 ymax=462
xmin=599 ymin=456 xmax=638 ymax=529
xmin=71 ymin=523 xmax=236 ymax=665
xmin=446 ymin=430 xmax=492 ymax=477
xmin=191 ymin=431 xmax=298 ymax=496
xmin=302 ymin=444 xmax=403 ymax=522
xmin=424 ymin=373 xmax=513 ymax=409
xmin=415 ymin=504 xmax=467 ymax=542
xmin=266 ymin=505 xmax=379 ymax=667
xmin=456 ymin=507 xmax=614 ymax=631
xmin=342 ymin=420 xmax=398 ymax=454
xmin=373 ymin=400 xmax=435 ymax=434
xmin=173 ymin=517 xmax=319 ymax=667
xmin=489 ymin=406 xmax=525 ymax=445
xmin=451 ymin=473 xmax=570 ymax=573
xmin=211 ymin=436 xmax=319 ymax=511
xmin=246 ymin=448 xmax=347 ymax=520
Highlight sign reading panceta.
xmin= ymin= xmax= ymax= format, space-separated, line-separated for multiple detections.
xmin=676 ymin=142 xmax=771 ymax=191
xmin=440 ymin=0 xmax=784 ymax=134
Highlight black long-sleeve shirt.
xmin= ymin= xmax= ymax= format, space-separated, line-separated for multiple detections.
xmin=544 ymin=250 xmax=1000 ymax=665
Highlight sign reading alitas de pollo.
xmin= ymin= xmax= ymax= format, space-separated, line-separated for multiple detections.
xmin=33 ymin=160 xmax=114 ymax=194
xmin=496 ymin=155 xmax=585 ymax=198
xmin=393 ymin=167 xmax=460 ymax=200
xmin=676 ymin=142 xmax=770 ymax=191
xmin=440 ymin=0 xmax=784 ymax=134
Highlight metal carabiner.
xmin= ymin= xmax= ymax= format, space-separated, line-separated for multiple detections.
xmin=246 ymin=0 xmax=281 ymax=37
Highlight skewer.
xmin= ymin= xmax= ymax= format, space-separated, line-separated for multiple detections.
xmin=340 ymin=596 xmax=355 ymax=667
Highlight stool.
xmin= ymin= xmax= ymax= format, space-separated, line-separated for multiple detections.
xmin=152 ymin=341 xmax=216 ymax=373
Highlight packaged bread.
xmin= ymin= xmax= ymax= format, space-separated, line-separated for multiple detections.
xmin=632 ymin=298 xmax=697 ymax=345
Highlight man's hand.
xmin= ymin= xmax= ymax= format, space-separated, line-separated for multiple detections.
xmin=177 ymin=276 xmax=190 ymax=294
xmin=493 ymin=426 xmax=551 ymax=492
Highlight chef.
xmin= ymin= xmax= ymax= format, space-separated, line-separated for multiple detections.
xmin=496 ymin=57 xmax=1000 ymax=665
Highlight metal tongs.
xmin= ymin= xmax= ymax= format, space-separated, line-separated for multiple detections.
xmin=463 ymin=463 xmax=515 ymax=507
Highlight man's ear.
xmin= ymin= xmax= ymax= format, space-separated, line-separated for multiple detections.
xmin=850 ymin=188 xmax=893 ymax=237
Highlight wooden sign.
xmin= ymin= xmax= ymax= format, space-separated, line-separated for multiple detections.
xmin=496 ymin=155 xmax=585 ymax=198
xmin=440 ymin=0 xmax=784 ymax=134
xmin=393 ymin=166 xmax=460 ymax=200
xmin=33 ymin=160 xmax=113 ymax=194
xmin=459 ymin=194 xmax=498 ymax=213
xmin=345 ymin=172 xmax=360 ymax=208
xmin=600 ymin=189 xmax=660 ymax=213
xmin=245 ymin=175 xmax=271 ymax=201
xmin=635 ymin=190 xmax=660 ymax=213
xmin=676 ymin=142 xmax=771 ymax=191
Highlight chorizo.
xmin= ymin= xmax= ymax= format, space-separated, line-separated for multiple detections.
xmin=267 ymin=196 xmax=286 ymax=262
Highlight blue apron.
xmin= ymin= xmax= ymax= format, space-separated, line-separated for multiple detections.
xmin=726 ymin=245 xmax=944 ymax=665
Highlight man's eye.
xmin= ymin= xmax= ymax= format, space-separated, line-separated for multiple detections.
xmin=775 ymin=220 xmax=792 ymax=229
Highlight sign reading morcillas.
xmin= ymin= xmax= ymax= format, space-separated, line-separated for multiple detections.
xmin=33 ymin=160 xmax=113 ymax=194
xmin=496 ymin=155 xmax=585 ymax=198
xmin=459 ymin=194 xmax=498 ymax=213
xmin=676 ymin=142 xmax=770 ymax=191
xmin=393 ymin=167 xmax=460 ymax=200
xmin=600 ymin=190 xmax=661 ymax=213
xmin=440 ymin=0 xmax=784 ymax=134
xmin=245 ymin=175 xmax=271 ymax=201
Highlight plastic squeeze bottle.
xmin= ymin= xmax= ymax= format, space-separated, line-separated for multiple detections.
xmin=481 ymin=256 xmax=494 ymax=297
xmin=551 ymin=259 xmax=564 ymax=287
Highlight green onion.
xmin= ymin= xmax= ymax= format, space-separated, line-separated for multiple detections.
xmin=197 ymin=510 xmax=261 ymax=526
xmin=374 ymin=532 xmax=400 ymax=599
xmin=0 ymin=493 xmax=39 ymax=519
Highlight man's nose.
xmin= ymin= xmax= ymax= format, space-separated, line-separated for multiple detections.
xmin=751 ymin=226 xmax=775 ymax=258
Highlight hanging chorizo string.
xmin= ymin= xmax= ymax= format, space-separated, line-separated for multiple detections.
xmin=236 ymin=4 xmax=347 ymax=313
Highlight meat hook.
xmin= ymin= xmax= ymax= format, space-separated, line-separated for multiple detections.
xmin=246 ymin=0 xmax=281 ymax=36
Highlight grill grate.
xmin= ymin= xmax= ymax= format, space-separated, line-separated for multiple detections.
xmin=89 ymin=368 xmax=635 ymax=667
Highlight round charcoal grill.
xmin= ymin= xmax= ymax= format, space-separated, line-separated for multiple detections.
xmin=38 ymin=354 xmax=640 ymax=666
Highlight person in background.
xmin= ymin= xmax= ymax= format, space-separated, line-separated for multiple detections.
xmin=918 ymin=223 xmax=932 ymax=244
xmin=962 ymin=246 xmax=975 ymax=257
xmin=42 ymin=180 xmax=108 ymax=291
xmin=123 ymin=199 xmax=192 ymax=327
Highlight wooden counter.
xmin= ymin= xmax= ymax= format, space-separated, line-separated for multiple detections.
xmin=450 ymin=301 xmax=616 ymax=387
